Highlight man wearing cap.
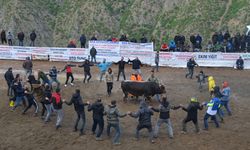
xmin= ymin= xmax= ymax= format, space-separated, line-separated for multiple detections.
xmin=180 ymin=97 xmax=203 ymax=133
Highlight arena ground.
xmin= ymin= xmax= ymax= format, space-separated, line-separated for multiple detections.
xmin=0 ymin=60 xmax=249 ymax=150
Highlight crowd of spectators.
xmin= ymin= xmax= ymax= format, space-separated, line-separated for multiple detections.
xmin=1 ymin=29 xmax=250 ymax=53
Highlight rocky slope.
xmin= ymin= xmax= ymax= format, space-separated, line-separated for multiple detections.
xmin=0 ymin=0 xmax=249 ymax=48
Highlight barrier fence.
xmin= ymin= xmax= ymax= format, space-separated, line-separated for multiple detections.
xmin=0 ymin=41 xmax=249 ymax=69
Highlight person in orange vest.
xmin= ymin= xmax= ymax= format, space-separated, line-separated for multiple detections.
xmin=130 ymin=73 xmax=142 ymax=81
xmin=130 ymin=73 xmax=137 ymax=81
xmin=136 ymin=74 xmax=143 ymax=81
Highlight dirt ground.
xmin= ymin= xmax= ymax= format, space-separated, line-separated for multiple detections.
xmin=0 ymin=60 xmax=250 ymax=150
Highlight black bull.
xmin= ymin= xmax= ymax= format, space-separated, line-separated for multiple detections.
xmin=121 ymin=81 xmax=166 ymax=101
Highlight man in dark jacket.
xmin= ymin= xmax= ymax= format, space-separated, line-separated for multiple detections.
xmin=4 ymin=67 xmax=14 ymax=96
xmin=30 ymin=30 xmax=37 ymax=46
xmin=64 ymin=89 xmax=89 ymax=135
xmin=150 ymin=97 xmax=180 ymax=139
xmin=17 ymin=32 xmax=25 ymax=46
xmin=52 ymin=88 xmax=63 ymax=130
xmin=190 ymin=34 xmax=196 ymax=51
xmin=80 ymin=34 xmax=86 ymax=48
xmin=90 ymin=46 xmax=97 ymax=63
xmin=115 ymin=57 xmax=127 ymax=81
xmin=38 ymin=70 xmax=50 ymax=85
xmin=78 ymin=60 xmax=93 ymax=83
xmin=23 ymin=57 xmax=33 ymax=77
xmin=236 ymin=56 xmax=244 ymax=70
xmin=88 ymin=99 xmax=105 ymax=140
xmin=185 ymin=57 xmax=198 ymax=79
xmin=180 ymin=97 xmax=203 ymax=133
xmin=128 ymin=57 xmax=143 ymax=75
xmin=128 ymin=100 xmax=154 ymax=143
xmin=1 ymin=30 xmax=7 ymax=44
xmin=22 ymin=86 xmax=39 ymax=115
xmin=140 ymin=34 xmax=148 ymax=43
xmin=90 ymin=35 xmax=97 ymax=41
xmin=49 ymin=66 xmax=60 ymax=88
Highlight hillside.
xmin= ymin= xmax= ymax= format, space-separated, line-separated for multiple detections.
xmin=0 ymin=0 xmax=249 ymax=48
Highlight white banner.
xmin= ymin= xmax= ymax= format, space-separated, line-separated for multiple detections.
xmin=88 ymin=41 xmax=121 ymax=62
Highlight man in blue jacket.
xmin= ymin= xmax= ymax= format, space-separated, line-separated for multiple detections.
xmin=203 ymin=95 xmax=221 ymax=130
xmin=97 ymin=59 xmax=112 ymax=82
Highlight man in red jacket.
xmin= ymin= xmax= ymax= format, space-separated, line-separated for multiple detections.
xmin=61 ymin=62 xmax=76 ymax=87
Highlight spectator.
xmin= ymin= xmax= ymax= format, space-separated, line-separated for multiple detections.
xmin=240 ymin=34 xmax=246 ymax=52
xmin=90 ymin=35 xmax=97 ymax=41
xmin=212 ymin=32 xmax=218 ymax=45
xmin=130 ymin=38 xmax=137 ymax=43
xmin=140 ymin=34 xmax=148 ymax=43
xmin=30 ymin=30 xmax=37 ymax=46
xmin=7 ymin=32 xmax=13 ymax=46
xmin=218 ymin=31 xmax=224 ymax=44
xmin=195 ymin=34 xmax=202 ymax=50
xmin=1 ymin=30 xmax=7 ymax=44
xmin=120 ymin=34 xmax=128 ymax=41
xmin=90 ymin=46 xmax=97 ymax=63
xmin=23 ymin=57 xmax=33 ymax=77
xmin=224 ymin=30 xmax=231 ymax=42
xmin=80 ymin=34 xmax=86 ymax=48
xmin=17 ymin=32 xmax=25 ymax=46
xmin=169 ymin=40 xmax=176 ymax=51
xmin=160 ymin=43 xmax=168 ymax=51
xmin=67 ymin=40 xmax=76 ymax=48
xmin=246 ymin=32 xmax=250 ymax=52
xmin=236 ymin=56 xmax=244 ymax=70
xmin=190 ymin=34 xmax=196 ymax=51
xmin=128 ymin=57 xmax=143 ymax=75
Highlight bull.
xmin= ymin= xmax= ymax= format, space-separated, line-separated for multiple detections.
xmin=121 ymin=81 xmax=166 ymax=102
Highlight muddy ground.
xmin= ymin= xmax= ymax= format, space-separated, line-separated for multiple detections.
xmin=0 ymin=60 xmax=249 ymax=150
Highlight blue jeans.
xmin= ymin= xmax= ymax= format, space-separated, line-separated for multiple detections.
xmin=154 ymin=119 xmax=173 ymax=138
xmin=45 ymin=104 xmax=52 ymax=122
xmin=219 ymin=101 xmax=232 ymax=116
xmin=51 ymin=78 xmax=60 ymax=88
xmin=107 ymin=123 xmax=121 ymax=144
xmin=204 ymin=113 xmax=219 ymax=130
xmin=14 ymin=96 xmax=24 ymax=108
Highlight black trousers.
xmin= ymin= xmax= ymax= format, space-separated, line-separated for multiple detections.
xmin=117 ymin=69 xmax=126 ymax=81
xmin=75 ymin=112 xmax=86 ymax=133
xmin=65 ymin=72 xmax=74 ymax=84
xmin=107 ymin=82 xmax=113 ymax=96
xmin=23 ymin=98 xmax=39 ymax=114
xmin=182 ymin=117 xmax=199 ymax=132
xmin=7 ymin=82 xmax=13 ymax=96
xmin=92 ymin=118 xmax=104 ymax=137
xmin=83 ymin=71 xmax=91 ymax=83
xmin=41 ymin=102 xmax=46 ymax=116
xmin=186 ymin=68 xmax=194 ymax=79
